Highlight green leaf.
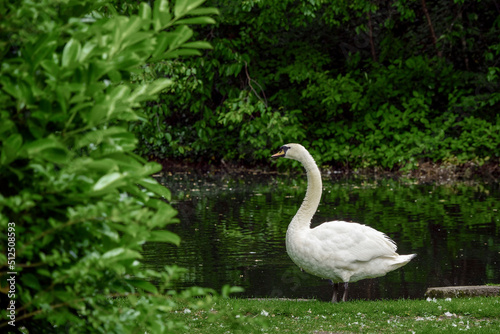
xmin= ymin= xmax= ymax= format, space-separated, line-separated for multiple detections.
xmin=147 ymin=78 xmax=173 ymax=96
xmin=39 ymin=148 xmax=70 ymax=164
xmin=148 ymin=200 xmax=178 ymax=227
xmin=170 ymin=25 xmax=193 ymax=49
xmin=153 ymin=0 xmax=172 ymax=31
xmin=119 ymin=16 xmax=144 ymax=43
xmin=163 ymin=48 xmax=201 ymax=59
xmin=92 ymin=172 xmax=125 ymax=192
xmin=185 ymin=7 xmax=220 ymax=16
xmin=151 ymin=31 xmax=173 ymax=59
xmin=23 ymin=137 xmax=69 ymax=163
xmin=127 ymin=294 xmax=138 ymax=306
xmin=174 ymin=0 xmax=189 ymax=17
xmin=29 ymin=33 xmax=58 ymax=69
xmin=174 ymin=0 xmax=206 ymax=17
xmin=99 ymin=153 xmax=141 ymax=171
xmin=181 ymin=41 xmax=213 ymax=49
xmin=102 ymin=248 xmax=143 ymax=262
xmin=128 ymin=279 xmax=158 ymax=294
xmin=62 ymin=38 xmax=81 ymax=68
xmin=121 ymin=31 xmax=154 ymax=52
xmin=148 ymin=230 xmax=181 ymax=245
xmin=40 ymin=59 xmax=60 ymax=78
xmin=89 ymin=85 xmax=132 ymax=124
xmin=78 ymin=41 xmax=97 ymax=63
xmin=21 ymin=273 xmax=42 ymax=290
xmin=134 ymin=161 xmax=163 ymax=176
xmin=76 ymin=127 xmax=127 ymax=149
xmin=137 ymin=177 xmax=171 ymax=200
xmin=221 ymin=284 xmax=244 ymax=298
xmin=173 ymin=16 xmax=216 ymax=25
xmin=139 ymin=2 xmax=152 ymax=22
xmin=76 ymin=157 xmax=118 ymax=174
xmin=1 ymin=133 xmax=23 ymax=165
xmin=150 ymin=26 xmax=195 ymax=60
xmin=129 ymin=79 xmax=173 ymax=101
xmin=0 ymin=78 xmax=33 ymax=108
xmin=0 ymin=119 xmax=16 ymax=138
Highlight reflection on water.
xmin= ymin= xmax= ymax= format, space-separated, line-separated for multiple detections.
xmin=142 ymin=173 xmax=500 ymax=301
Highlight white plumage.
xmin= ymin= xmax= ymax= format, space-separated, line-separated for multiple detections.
xmin=272 ymin=143 xmax=416 ymax=302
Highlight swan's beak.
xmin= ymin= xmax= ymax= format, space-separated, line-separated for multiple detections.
xmin=271 ymin=149 xmax=286 ymax=158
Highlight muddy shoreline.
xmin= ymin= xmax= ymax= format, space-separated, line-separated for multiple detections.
xmin=155 ymin=158 xmax=499 ymax=184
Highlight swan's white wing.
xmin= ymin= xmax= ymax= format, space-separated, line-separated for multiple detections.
xmin=309 ymin=220 xmax=397 ymax=263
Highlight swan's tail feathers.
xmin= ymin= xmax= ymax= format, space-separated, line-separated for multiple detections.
xmin=395 ymin=253 xmax=417 ymax=266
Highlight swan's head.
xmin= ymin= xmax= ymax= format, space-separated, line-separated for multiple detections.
xmin=271 ymin=143 xmax=307 ymax=161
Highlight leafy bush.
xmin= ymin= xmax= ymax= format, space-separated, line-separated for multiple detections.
xmin=132 ymin=0 xmax=500 ymax=170
xmin=0 ymin=0 xmax=238 ymax=332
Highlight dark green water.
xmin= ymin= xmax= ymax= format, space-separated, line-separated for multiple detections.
xmin=143 ymin=172 xmax=500 ymax=301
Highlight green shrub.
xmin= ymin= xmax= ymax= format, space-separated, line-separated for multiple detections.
xmin=131 ymin=0 xmax=500 ymax=170
xmin=0 ymin=0 xmax=232 ymax=332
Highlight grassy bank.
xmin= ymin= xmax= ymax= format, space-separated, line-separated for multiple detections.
xmin=170 ymin=297 xmax=500 ymax=333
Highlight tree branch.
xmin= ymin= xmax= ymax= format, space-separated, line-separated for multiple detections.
xmin=421 ymin=0 xmax=442 ymax=58
xmin=244 ymin=61 xmax=268 ymax=108
xmin=367 ymin=11 xmax=378 ymax=62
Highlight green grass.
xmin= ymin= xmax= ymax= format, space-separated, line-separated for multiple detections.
xmin=169 ymin=297 xmax=500 ymax=333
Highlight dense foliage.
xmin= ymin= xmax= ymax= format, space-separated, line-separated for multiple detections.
xmin=135 ymin=0 xmax=500 ymax=170
xmin=0 ymin=0 xmax=245 ymax=332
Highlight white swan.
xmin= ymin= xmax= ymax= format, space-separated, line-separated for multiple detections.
xmin=272 ymin=143 xmax=416 ymax=302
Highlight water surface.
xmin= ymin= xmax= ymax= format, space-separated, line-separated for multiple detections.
xmin=143 ymin=172 xmax=500 ymax=301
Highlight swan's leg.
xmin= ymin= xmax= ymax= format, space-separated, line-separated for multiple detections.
xmin=331 ymin=282 xmax=339 ymax=303
xmin=342 ymin=282 xmax=349 ymax=302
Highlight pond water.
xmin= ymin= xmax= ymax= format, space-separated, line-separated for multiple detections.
xmin=142 ymin=172 xmax=500 ymax=301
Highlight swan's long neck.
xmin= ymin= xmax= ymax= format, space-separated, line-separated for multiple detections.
xmin=291 ymin=151 xmax=322 ymax=229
